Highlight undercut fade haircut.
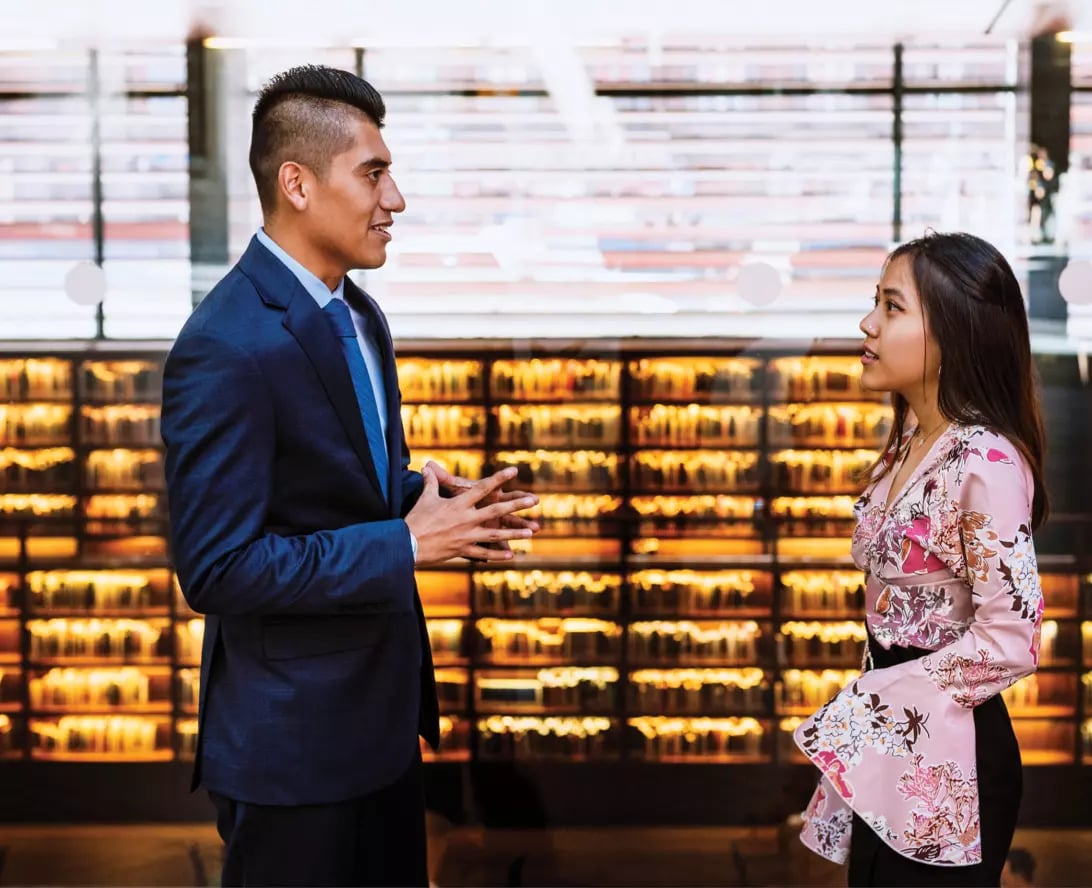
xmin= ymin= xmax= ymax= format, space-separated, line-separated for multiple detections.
xmin=249 ymin=64 xmax=386 ymax=215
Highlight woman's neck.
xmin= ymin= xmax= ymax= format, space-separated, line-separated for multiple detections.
xmin=903 ymin=387 xmax=945 ymax=438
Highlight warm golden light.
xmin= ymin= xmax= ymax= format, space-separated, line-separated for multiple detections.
xmin=779 ymin=669 xmax=859 ymax=709
xmin=0 ymin=359 xmax=71 ymax=399
xmin=780 ymin=570 xmax=865 ymax=614
xmin=28 ymin=570 xmax=160 ymax=610
xmin=0 ymin=495 xmax=76 ymax=517
xmin=630 ymin=667 xmax=765 ymax=690
xmin=396 ymin=359 xmax=483 ymax=401
xmin=479 ymin=715 xmax=612 ymax=738
xmin=528 ymin=494 xmax=622 ymax=520
xmin=495 ymin=404 xmax=621 ymax=447
xmin=768 ymin=403 xmax=891 ymax=447
xmin=631 ymin=494 xmax=757 ymax=519
xmin=780 ymin=621 xmax=866 ymax=642
xmin=629 ymin=357 xmax=760 ymax=400
xmin=29 ymin=667 xmax=155 ymax=709
xmin=408 ymin=450 xmax=484 ymax=479
xmin=631 ymin=404 xmax=762 ymax=447
xmin=0 ymin=447 xmax=74 ymax=471
xmin=401 ymin=405 xmax=486 ymax=447
xmin=27 ymin=619 xmax=166 ymax=661
xmin=31 ymin=715 xmax=162 ymax=755
xmin=491 ymin=359 xmax=620 ymax=400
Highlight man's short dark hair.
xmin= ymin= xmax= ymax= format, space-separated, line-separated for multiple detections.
xmin=249 ymin=64 xmax=386 ymax=215
xmin=1007 ymin=848 xmax=1036 ymax=881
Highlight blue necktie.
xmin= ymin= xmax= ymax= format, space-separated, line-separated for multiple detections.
xmin=323 ymin=298 xmax=389 ymax=500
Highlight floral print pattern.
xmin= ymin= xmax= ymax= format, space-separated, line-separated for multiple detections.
xmin=799 ymin=682 xmax=929 ymax=777
xmin=923 ymin=649 xmax=1015 ymax=708
xmin=896 ymin=755 xmax=980 ymax=862
xmin=804 ymin=780 xmax=854 ymax=861
xmin=871 ymin=582 xmax=966 ymax=649
xmin=961 ymin=510 xmax=998 ymax=584
xmin=796 ymin=424 xmax=1042 ymax=868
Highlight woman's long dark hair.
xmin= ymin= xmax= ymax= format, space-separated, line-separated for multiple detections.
xmin=871 ymin=232 xmax=1049 ymax=530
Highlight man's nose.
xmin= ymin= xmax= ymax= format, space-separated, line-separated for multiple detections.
xmin=383 ymin=177 xmax=406 ymax=213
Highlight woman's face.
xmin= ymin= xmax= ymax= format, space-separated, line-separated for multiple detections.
xmin=858 ymin=254 xmax=942 ymax=400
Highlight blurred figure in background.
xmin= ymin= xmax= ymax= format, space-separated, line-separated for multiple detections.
xmin=1027 ymin=143 xmax=1059 ymax=245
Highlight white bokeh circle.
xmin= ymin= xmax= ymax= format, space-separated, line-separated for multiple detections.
xmin=737 ymin=262 xmax=782 ymax=307
xmin=1058 ymin=260 xmax=1092 ymax=306
xmin=65 ymin=261 xmax=107 ymax=307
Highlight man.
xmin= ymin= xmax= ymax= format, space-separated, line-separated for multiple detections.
xmin=162 ymin=65 xmax=538 ymax=887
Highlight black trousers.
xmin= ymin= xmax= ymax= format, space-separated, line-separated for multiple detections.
xmin=210 ymin=749 xmax=428 ymax=887
xmin=847 ymin=638 xmax=1022 ymax=887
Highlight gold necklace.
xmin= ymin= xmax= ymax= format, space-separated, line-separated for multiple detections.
xmin=912 ymin=418 xmax=949 ymax=449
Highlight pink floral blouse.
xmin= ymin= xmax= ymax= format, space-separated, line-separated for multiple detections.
xmin=793 ymin=423 xmax=1043 ymax=867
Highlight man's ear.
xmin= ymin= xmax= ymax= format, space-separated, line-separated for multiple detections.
xmin=278 ymin=161 xmax=310 ymax=211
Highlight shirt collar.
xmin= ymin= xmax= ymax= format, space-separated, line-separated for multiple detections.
xmin=255 ymin=227 xmax=345 ymax=308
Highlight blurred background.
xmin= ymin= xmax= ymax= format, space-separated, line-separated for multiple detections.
xmin=1 ymin=1 xmax=1091 ymax=885
xmin=2 ymin=0 xmax=1092 ymax=342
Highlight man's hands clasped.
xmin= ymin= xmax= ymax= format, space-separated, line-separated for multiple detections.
xmin=404 ymin=462 xmax=540 ymax=566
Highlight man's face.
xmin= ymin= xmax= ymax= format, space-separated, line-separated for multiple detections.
xmin=306 ymin=115 xmax=405 ymax=272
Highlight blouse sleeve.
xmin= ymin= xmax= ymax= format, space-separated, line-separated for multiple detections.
xmin=922 ymin=441 xmax=1043 ymax=706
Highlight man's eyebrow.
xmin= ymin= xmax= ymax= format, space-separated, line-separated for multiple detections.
xmin=353 ymin=157 xmax=391 ymax=172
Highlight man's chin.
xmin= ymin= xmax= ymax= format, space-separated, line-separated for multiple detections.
xmin=354 ymin=249 xmax=388 ymax=271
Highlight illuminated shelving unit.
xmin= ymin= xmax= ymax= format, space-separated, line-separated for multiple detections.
xmin=2 ymin=344 xmax=1087 ymax=816
xmin=0 ymin=355 xmax=182 ymax=761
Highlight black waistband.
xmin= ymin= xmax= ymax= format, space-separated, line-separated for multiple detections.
xmin=865 ymin=629 xmax=932 ymax=669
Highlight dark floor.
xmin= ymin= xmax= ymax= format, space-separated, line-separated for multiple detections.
xmin=0 ymin=820 xmax=1088 ymax=886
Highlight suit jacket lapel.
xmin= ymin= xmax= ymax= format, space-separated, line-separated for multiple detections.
xmin=239 ymin=238 xmax=387 ymax=503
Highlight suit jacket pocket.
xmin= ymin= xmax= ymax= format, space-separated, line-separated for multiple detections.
xmin=261 ymin=614 xmax=389 ymax=660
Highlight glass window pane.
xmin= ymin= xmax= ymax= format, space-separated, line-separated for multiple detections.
xmin=0 ymin=51 xmax=88 ymax=94
xmin=1067 ymin=92 xmax=1092 ymax=251
xmin=367 ymin=87 xmax=893 ymax=319
xmin=99 ymin=94 xmax=189 ymax=261
xmin=902 ymin=41 xmax=1016 ymax=88
xmin=0 ymin=59 xmax=97 ymax=336
xmin=899 ymin=92 xmax=1020 ymax=249
xmin=98 ymin=47 xmax=187 ymax=92
xmin=581 ymin=40 xmax=893 ymax=89
xmin=1070 ymin=38 xmax=1092 ymax=89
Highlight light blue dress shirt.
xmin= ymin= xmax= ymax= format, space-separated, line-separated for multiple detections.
xmin=255 ymin=228 xmax=389 ymax=452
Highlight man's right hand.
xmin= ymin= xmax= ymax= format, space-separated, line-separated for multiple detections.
xmin=405 ymin=465 xmax=537 ymax=566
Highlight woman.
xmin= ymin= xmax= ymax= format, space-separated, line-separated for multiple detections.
xmin=793 ymin=232 xmax=1048 ymax=887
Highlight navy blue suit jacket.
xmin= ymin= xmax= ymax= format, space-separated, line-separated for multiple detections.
xmin=162 ymin=236 xmax=439 ymax=806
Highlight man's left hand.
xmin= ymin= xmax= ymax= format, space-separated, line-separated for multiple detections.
xmin=424 ymin=461 xmax=541 ymax=551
